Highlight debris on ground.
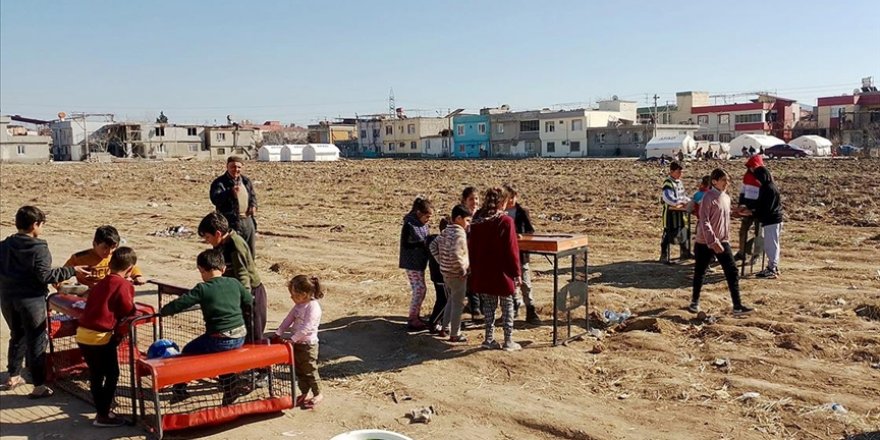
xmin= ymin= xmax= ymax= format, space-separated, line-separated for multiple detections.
xmin=407 ymin=405 xmax=436 ymax=424
xmin=149 ymin=225 xmax=193 ymax=238
xmin=737 ymin=392 xmax=760 ymax=401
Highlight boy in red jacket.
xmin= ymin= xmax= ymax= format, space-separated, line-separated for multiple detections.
xmin=75 ymin=247 xmax=138 ymax=427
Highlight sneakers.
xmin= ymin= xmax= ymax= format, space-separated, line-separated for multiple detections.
xmin=755 ymin=268 xmax=779 ymax=279
xmin=481 ymin=340 xmax=501 ymax=350
xmin=502 ymin=341 xmax=522 ymax=352
xmin=448 ymin=334 xmax=467 ymax=343
xmin=733 ymin=306 xmax=755 ymax=316
xmin=93 ymin=414 xmax=125 ymax=428
xmin=687 ymin=302 xmax=700 ymax=313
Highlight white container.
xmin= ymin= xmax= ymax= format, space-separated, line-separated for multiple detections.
xmin=329 ymin=430 xmax=414 ymax=440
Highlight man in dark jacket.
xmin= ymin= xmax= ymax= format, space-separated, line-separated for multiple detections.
xmin=503 ymin=183 xmax=540 ymax=325
xmin=750 ymin=167 xmax=784 ymax=279
xmin=0 ymin=206 xmax=85 ymax=397
xmin=210 ymin=156 xmax=258 ymax=258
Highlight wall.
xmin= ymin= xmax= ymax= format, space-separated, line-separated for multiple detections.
xmin=489 ymin=110 xmax=542 ymax=157
xmin=1 ymin=116 xmax=52 ymax=163
xmin=452 ymin=114 xmax=490 ymax=158
xmin=538 ymin=110 xmax=590 ymax=157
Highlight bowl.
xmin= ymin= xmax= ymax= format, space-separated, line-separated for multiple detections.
xmin=328 ymin=430 xmax=414 ymax=440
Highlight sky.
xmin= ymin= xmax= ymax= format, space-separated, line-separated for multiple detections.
xmin=1 ymin=0 xmax=878 ymax=125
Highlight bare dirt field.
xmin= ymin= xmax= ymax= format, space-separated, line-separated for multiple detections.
xmin=1 ymin=157 xmax=878 ymax=440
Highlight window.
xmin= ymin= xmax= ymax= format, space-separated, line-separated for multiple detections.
xmin=388 ymin=143 xmax=395 ymax=151
xmin=599 ymin=133 xmax=606 ymax=142
xmin=373 ymin=128 xmax=380 ymax=138
xmin=188 ymin=144 xmax=199 ymax=152
xmin=442 ymin=139 xmax=448 ymax=148
xmin=632 ymin=132 xmax=640 ymax=142
xmin=720 ymin=133 xmax=732 ymax=143
xmin=410 ymin=141 xmax=416 ymax=150
xmin=157 ymin=144 xmax=166 ymax=153
xmin=497 ymin=124 xmax=504 ymax=134
xmin=570 ymin=141 xmax=580 ymax=152
xmin=407 ymin=124 xmax=415 ymax=134
xmin=547 ymin=141 xmax=555 ymax=153
xmin=478 ymin=123 xmax=486 ymax=134
xmin=459 ymin=144 xmax=465 ymax=153
xmin=425 ymin=139 xmax=431 ymax=149
xmin=520 ymin=120 xmax=539 ymax=132
xmin=16 ymin=145 xmax=25 ymax=155
xmin=385 ymin=125 xmax=393 ymax=135
xmin=360 ymin=130 xmax=367 ymax=138
xmin=399 ymin=142 xmax=405 ymax=150
xmin=155 ymin=127 xmax=165 ymax=136
xmin=571 ymin=119 xmax=583 ymax=131
xmin=735 ymin=113 xmax=763 ymax=123
xmin=706 ymin=134 xmax=715 ymax=141
xmin=457 ymin=125 xmax=465 ymax=136
xmin=719 ymin=114 xmax=730 ymax=125
xmin=544 ymin=121 xmax=555 ymax=132
xmin=217 ymin=132 xmax=226 ymax=141
xmin=217 ymin=148 xmax=226 ymax=155
xmin=187 ymin=127 xmax=197 ymax=136
xmin=697 ymin=115 xmax=709 ymax=125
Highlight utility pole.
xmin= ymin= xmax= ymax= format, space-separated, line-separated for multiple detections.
xmin=652 ymin=94 xmax=659 ymax=138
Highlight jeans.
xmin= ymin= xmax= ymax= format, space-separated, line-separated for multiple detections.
xmin=182 ymin=334 xmax=244 ymax=355
xmin=692 ymin=242 xmax=742 ymax=309
xmin=738 ymin=217 xmax=764 ymax=257
xmin=661 ymin=226 xmax=687 ymax=256
xmin=78 ymin=341 xmax=119 ymax=417
xmin=428 ymin=282 xmax=447 ymax=328
xmin=763 ymin=223 xmax=782 ymax=271
xmin=1 ymin=296 xmax=48 ymax=386
xmin=237 ymin=215 xmax=257 ymax=259
xmin=442 ymin=276 xmax=467 ymax=337
xmin=519 ymin=262 xmax=533 ymax=307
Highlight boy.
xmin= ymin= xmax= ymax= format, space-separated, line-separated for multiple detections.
xmin=198 ymin=212 xmax=266 ymax=342
xmin=734 ymin=155 xmax=765 ymax=265
xmin=660 ymin=161 xmax=692 ymax=264
xmin=502 ymin=183 xmax=538 ymax=324
xmin=0 ymin=206 xmax=87 ymax=397
xmin=425 ymin=220 xmax=447 ymax=335
xmin=430 ymin=204 xmax=472 ymax=343
xmin=160 ymin=249 xmax=253 ymax=404
xmin=75 ymin=247 xmax=138 ymax=427
xmin=690 ymin=168 xmax=755 ymax=316
xmin=64 ymin=225 xmax=147 ymax=289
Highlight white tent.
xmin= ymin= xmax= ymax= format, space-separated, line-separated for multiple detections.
xmin=729 ymin=134 xmax=784 ymax=156
xmin=790 ymin=135 xmax=832 ymax=157
xmin=281 ymin=144 xmax=305 ymax=162
xmin=645 ymin=135 xmax=696 ymax=159
xmin=302 ymin=143 xmax=340 ymax=162
xmin=257 ymin=145 xmax=283 ymax=162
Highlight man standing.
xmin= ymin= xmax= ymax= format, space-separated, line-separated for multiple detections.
xmin=660 ymin=162 xmax=692 ymax=264
xmin=210 ymin=156 xmax=258 ymax=258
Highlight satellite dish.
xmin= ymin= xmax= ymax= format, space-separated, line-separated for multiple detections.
xmin=612 ymin=95 xmax=619 ymax=100
xmin=57 ymin=112 xmax=67 ymax=120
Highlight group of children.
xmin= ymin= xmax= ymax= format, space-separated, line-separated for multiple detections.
xmin=659 ymin=154 xmax=785 ymax=315
xmin=0 ymin=207 xmax=325 ymax=428
xmin=399 ymin=184 xmax=536 ymax=351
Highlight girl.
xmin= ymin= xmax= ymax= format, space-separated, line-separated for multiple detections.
xmin=460 ymin=187 xmax=481 ymax=319
xmin=502 ymin=183 xmax=538 ymax=325
xmin=399 ymin=196 xmax=433 ymax=331
xmin=469 ymin=187 xmax=522 ymax=351
xmin=752 ymin=167 xmax=784 ymax=279
xmin=690 ymin=168 xmax=754 ymax=316
xmin=274 ymin=275 xmax=324 ymax=409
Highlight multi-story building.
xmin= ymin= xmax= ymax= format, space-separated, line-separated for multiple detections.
xmin=488 ymin=109 xmax=542 ymax=157
xmin=382 ymin=116 xmax=450 ymax=157
xmin=817 ymin=79 xmax=880 ymax=146
xmin=452 ymin=113 xmax=491 ymax=158
xmin=49 ymin=118 xmax=111 ymax=161
xmin=92 ymin=123 xmax=207 ymax=159
xmin=675 ymin=91 xmax=799 ymax=142
xmin=538 ymin=108 xmax=624 ymax=157
xmin=586 ymin=123 xmax=699 ymax=157
xmin=355 ymin=116 xmax=386 ymax=156
xmin=0 ymin=115 xmax=52 ymax=163
xmin=204 ymin=125 xmax=257 ymax=159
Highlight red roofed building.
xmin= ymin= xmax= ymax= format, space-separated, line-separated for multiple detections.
xmin=677 ymin=92 xmax=800 ymax=142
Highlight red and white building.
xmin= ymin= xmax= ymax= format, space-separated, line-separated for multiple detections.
xmin=671 ymin=92 xmax=799 ymax=142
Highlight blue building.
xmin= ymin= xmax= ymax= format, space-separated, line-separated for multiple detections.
xmin=452 ymin=114 xmax=491 ymax=158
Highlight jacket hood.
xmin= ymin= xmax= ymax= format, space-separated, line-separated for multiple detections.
xmin=2 ymin=233 xmax=46 ymax=253
xmin=753 ymin=167 xmax=773 ymax=185
xmin=746 ymin=154 xmax=765 ymax=169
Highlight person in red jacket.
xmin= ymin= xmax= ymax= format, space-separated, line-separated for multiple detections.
xmin=75 ymin=247 xmax=138 ymax=427
xmin=469 ymin=187 xmax=522 ymax=351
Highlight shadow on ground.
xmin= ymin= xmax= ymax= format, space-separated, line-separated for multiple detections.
xmin=583 ymin=260 xmax=725 ymax=290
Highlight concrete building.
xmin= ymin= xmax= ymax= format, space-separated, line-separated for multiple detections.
xmin=356 ymin=116 xmax=386 ymax=157
xmin=0 ymin=116 xmax=52 ymax=163
xmin=537 ymin=109 xmax=623 ymax=157
xmin=95 ymin=123 xmax=210 ymax=159
xmin=382 ymin=117 xmax=450 ymax=157
xmin=586 ymin=124 xmax=699 ymax=157
xmin=308 ymin=119 xmax=358 ymax=157
xmin=422 ymin=134 xmax=453 ymax=157
xmin=49 ymin=119 xmax=111 ymax=161
xmin=817 ymin=80 xmax=880 ymax=147
xmin=488 ymin=109 xmax=542 ymax=157
xmin=452 ymin=114 xmax=491 ymax=158
xmin=204 ymin=126 xmax=257 ymax=159
xmin=674 ymin=91 xmax=800 ymax=142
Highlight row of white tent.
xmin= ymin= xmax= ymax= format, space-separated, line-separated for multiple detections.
xmin=646 ymin=134 xmax=833 ymax=159
xmin=257 ymin=144 xmax=341 ymax=162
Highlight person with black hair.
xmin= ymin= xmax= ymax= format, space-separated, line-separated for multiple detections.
xmin=502 ymin=183 xmax=539 ymax=325
xmin=749 ymin=167 xmax=784 ymax=279
xmin=63 ymin=225 xmax=147 ymax=289
xmin=0 ymin=206 xmax=87 ymax=397
xmin=399 ymin=196 xmax=434 ymax=331
xmin=210 ymin=156 xmax=258 ymax=257
xmin=460 ymin=186 xmax=482 ymax=319
xmin=429 ymin=205 xmax=472 ymax=343
xmin=660 ymin=162 xmax=692 ymax=263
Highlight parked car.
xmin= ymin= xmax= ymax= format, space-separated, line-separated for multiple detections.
xmin=764 ymin=144 xmax=811 ymax=159
xmin=839 ymin=144 xmax=861 ymax=156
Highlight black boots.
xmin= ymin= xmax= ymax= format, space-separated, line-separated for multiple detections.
xmin=525 ymin=305 xmax=540 ymax=325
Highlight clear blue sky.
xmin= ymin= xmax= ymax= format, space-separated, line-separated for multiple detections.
xmin=1 ymin=0 xmax=878 ymax=125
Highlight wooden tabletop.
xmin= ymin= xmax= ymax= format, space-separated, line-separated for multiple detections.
xmin=518 ymin=233 xmax=589 ymax=254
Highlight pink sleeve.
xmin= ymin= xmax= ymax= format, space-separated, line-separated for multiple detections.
xmin=698 ymin=196 xmax=720 ymax=248
xmin=291 ymin=301 xmax=322 ymax=343
xmin=275 ymin=307 xmax=297 ymax=337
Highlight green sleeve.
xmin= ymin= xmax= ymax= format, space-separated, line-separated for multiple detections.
xmin=240 ymin=283 xmax=254 ymax=307
xmin=231 ymin=239 xmax=252 ymax=290
xmin=159 ymin=284 xmax=203 ymax=316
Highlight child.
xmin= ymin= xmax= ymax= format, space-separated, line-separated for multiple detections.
xmin=429 ymin=204 xmax=472 ymax=342
xmin=198 ymin=212 xmax=267 ymax=342
xmin=660 ymin=161 xmax=692 ymax=263
xmin=0 ymin=206 xmax=86 ymax=397
xmin=273 ymin=275 xmax=324 ymax=409
xmin=460 ymin=187 xmax=481 ymax=319
xmin=398 ymin=196 xmax=433 ymax=332
xmin=75 ymin=247 xmax=137 ymax=427
xmin=469 ymin=188 xmax=522 ymax=351
xmin=425 ymin=219 xmax=448 ymax=334
xmin=692 ymin=175 xmax=711 ymax=220
xmin=159 ymin=249 xmax=253 ymax=404
xmin=735 ymin=155 xmax=765 ymax=264
xmin=502 ymin=183 xmax=538 ymax=324
xmin=64 ymin=225 xmax=147 ymax=289
xmin=689 ymin=168 xmax=754 ymax=316
xmin=751 ymin=167 xmax=784 ymax=279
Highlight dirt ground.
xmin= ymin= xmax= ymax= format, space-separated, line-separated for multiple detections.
xmin=1 ymin=158 xmax=878 ymax=440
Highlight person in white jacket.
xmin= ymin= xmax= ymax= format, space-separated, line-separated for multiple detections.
xmin=429 ymin=205 xmax=472 ymax=343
